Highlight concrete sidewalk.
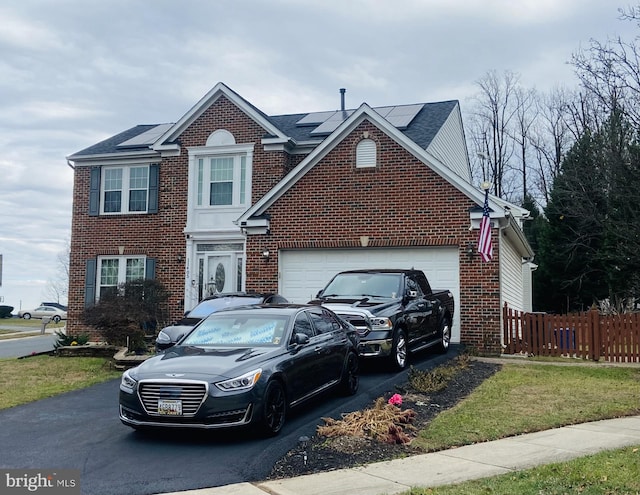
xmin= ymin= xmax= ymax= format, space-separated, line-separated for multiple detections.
xmin=161 ymin=415 xmax=640 ymax=495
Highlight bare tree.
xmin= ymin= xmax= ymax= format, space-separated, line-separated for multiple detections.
xmin=528 ymin=87 xmax=575 ymax=205
xmin=509 ymin=86 xmax=538 ymax=201
xmin=44 ymin=240 xmax=69 ymax=304
xmin=468 ymin=70 xmax=521 ymax=199
xmin=571 ymin=5 xmax=640 ymax=129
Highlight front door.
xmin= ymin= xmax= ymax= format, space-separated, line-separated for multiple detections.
xmin=205 ymin=255 xmax=234 ymax=297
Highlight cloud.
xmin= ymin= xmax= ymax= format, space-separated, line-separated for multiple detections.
xmin=0 ymin=0 xmax=635 ymax=310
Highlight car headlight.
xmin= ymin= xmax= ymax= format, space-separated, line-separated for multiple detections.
xmin=120 ymin=369 xmax=138 ymax=394
xmin=370 ymin=317 xmax=392 ymax=331
xmin=215 ymin=369 xmax=262 ymax=392
xmin=156 ymin=330 xmax=171 ymax=343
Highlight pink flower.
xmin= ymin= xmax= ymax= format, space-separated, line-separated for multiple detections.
xmin=388 ymin=393 xmax=403 ymax=406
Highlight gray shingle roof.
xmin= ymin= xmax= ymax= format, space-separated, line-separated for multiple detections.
xmin=68 ymin=100 xmax=458 ymax=158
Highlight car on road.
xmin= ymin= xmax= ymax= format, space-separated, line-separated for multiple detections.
xmin=17 ymin=305 xmax=67 ymax=323
xmin=155 ymin=292 xmax=288 ymax=351
xmin=120 ymin=304 xmax=360 ymax=435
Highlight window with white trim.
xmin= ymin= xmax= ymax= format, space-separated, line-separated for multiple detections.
xmin=98 ymin=256 xmax=146 ymax=299
xmin=196 ymin=154 xmax=249 ymax=207
xmin=356 ymin=139 xmax=377 ymax=168
xmin=102 ymin=166 xmax=150 ymax=213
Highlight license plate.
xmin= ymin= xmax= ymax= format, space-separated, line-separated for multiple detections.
xmin=158 ymin=399 xmax=182 ymax=416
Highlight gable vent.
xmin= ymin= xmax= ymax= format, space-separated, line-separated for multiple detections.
xmin=356 ymin=139 xmax=377 ymax=168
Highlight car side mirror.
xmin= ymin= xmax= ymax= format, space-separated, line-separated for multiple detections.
xmin=406 ymin=290 xmax=418 ymax=300
xmin=292 ymin=333 xmax=310 ymax=346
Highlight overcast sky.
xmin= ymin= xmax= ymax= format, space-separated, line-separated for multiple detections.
xmin=0 ymin=0 xmax=636 ymax=312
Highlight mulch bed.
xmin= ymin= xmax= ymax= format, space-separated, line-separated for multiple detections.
xmin=268 ymin=359 xmax=501 ymax=479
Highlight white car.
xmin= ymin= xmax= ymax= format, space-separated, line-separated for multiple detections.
xmin=18 ymin=306 xmax=67 ymax=323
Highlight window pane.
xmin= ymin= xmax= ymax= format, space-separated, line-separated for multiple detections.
xmin=129 ymin=167 xmax=148 ymax=189
xmin=129 ymin=190 xmax=147 ymax=211
xmin=197 ymin=158 xmax=204 ymax=206
xmin=126 ymin=258 xmax=145 ymax=281
xmin=104 ymin=168 xmax=123 ymax=190
xmin=100 ymin=259 xmax=119 ymax=286
xmin=209 ymin=157 xmax=234 ymax=206
xmin=210 ymin=182 xmax=232 ymax=205
xmin=104 ymin=191 xmax=122 ymax=212
xmin=240 ymin=156 xmax=246 ymax=204
xmin=237 ymin=257 xmax=243 ymax=292
xmin=210 ymin=158 xmax=233 ymax=180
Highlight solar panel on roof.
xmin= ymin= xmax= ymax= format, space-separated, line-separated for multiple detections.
xmin=296 ymin=111 xmax=338 ymax=126
xmin=297 ymin=103 xmax=424 ymax=136
xmin=384 ymin=104 xmax=424 ymax=129
xmin=310 ymin=110 xmax=354 ymax=135
xmin=117 ymin=123 xmax=174 ymax=148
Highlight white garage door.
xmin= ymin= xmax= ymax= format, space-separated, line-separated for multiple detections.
xmin=279 ymin=247 xmax=461 ymax=343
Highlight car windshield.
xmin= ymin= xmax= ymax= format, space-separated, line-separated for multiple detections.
xmin=322 ymin=273 xmax=402 ymax=299
xmin=186 ymin=297 xmax=263 ymax=318
xmin=182 ymin=314 xmax=289 ymax=347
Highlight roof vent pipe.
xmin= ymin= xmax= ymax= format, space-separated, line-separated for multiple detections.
xmin=340 ymin=88 xmax=346 ymax=111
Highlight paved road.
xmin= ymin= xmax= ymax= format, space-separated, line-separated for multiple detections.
xmin=0 ymin=333 xmax=57 ymax=358
xmin=0 ymin=346 xmax=459 ymax=495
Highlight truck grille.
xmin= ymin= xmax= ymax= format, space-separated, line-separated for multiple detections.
xmin=338 ymin=313 xmax=370 ymax=336
xmin=139 ymin=381 xmax=207 ymax=416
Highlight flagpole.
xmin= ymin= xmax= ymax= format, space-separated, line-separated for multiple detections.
xmin=478 ymin=181 xmax=492 ymax=353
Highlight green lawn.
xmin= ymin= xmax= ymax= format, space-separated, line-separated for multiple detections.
xmin=405 ymin=446 xmax=640 ymax=495
xmin=0 ymin=355 xmax=121 ymax=409
xmin=401 ymin=361 xmax=640 ymax=494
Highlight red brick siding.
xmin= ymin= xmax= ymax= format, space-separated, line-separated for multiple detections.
xmin=67 ymin=102 xmax=502 ymax=353
xmin=245 ymin=120 xmax=502 ymax=354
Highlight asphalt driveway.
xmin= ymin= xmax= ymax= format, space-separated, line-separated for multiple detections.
xmin=0 ymin=347 xmax=459 ymax=495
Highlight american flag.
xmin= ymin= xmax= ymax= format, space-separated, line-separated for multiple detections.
xmin=477 ymin=189 xmax=493 ymax=262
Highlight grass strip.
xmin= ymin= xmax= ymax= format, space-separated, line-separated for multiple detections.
xmin=0 ymin=355 xmax=122 ymax=410
xmin=413 ymin=363 xmax=640 ymax=452
xmin=404 ymin=445 xmax=640 ymax=494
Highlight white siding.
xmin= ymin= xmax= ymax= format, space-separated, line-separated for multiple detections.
xmin=522 ymin=262 xmax=535 ymax=312
xmin=425 ymin=105 xmax=471 ymax=182
xmin=500 ymin=235 xmax=525 ymax=313
xmin=279 ymin=247 xmax=461 ymax=342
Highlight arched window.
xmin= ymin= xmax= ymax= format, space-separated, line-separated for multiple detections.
xmin=356 ymin=139 xmax=376 ymax=168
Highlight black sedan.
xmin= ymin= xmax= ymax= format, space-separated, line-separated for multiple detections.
xmin=155 ymin=292 xmax=288 ymax=351
xmin=120 ymin=304 xmax=360 ymax=436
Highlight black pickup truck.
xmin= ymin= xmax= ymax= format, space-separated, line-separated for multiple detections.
xmin=310 ymin=269 xmax=455 ymax=370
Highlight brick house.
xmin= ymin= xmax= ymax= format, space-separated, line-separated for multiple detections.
xmin=66 ymin=82 xmax=534 ymax=354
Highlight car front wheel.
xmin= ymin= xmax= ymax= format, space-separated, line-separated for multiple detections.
xmin=260 ymin=380 xmax=286 ymax=436
xmin=22 ymin=313 xmax=31 ymax=320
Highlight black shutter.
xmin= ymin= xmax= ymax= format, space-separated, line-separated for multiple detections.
xmin=89 ymin=167 xmax=101 ymax=216
xmin=145 ymin=258 xmax=156 ymax=280
xmin=148 ymin=164 xmax=159 ymax=214
xmin=85 ymin=259 xmax=97 ymax=308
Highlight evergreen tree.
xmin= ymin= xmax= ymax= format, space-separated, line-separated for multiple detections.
xmin=535 ymin=110 xmax=640 ymax=312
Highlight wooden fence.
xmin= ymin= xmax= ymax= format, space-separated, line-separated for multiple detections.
xmin=502 ymin=303 xmax=640 ymax=363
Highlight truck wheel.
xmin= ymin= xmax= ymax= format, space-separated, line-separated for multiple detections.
xmin=436 ymin=318 xmax=451 ymax=353
xmin=389 ymin=329 xmax=408 ymax=370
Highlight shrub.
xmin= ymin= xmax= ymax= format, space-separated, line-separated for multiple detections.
xmin=0 ymin=306 xmax=14 ymax=318
xmin=82 ymin=279 xmax=170 ymax=351
xmin=53 ymin=330 xmax=90 ymax=349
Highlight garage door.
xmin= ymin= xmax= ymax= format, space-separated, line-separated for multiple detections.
xmin=279 ymin=247 xmax=461 ymax=343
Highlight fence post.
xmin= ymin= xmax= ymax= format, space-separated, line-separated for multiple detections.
xmin=590 ymin=307 xmax=600 ymax=362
